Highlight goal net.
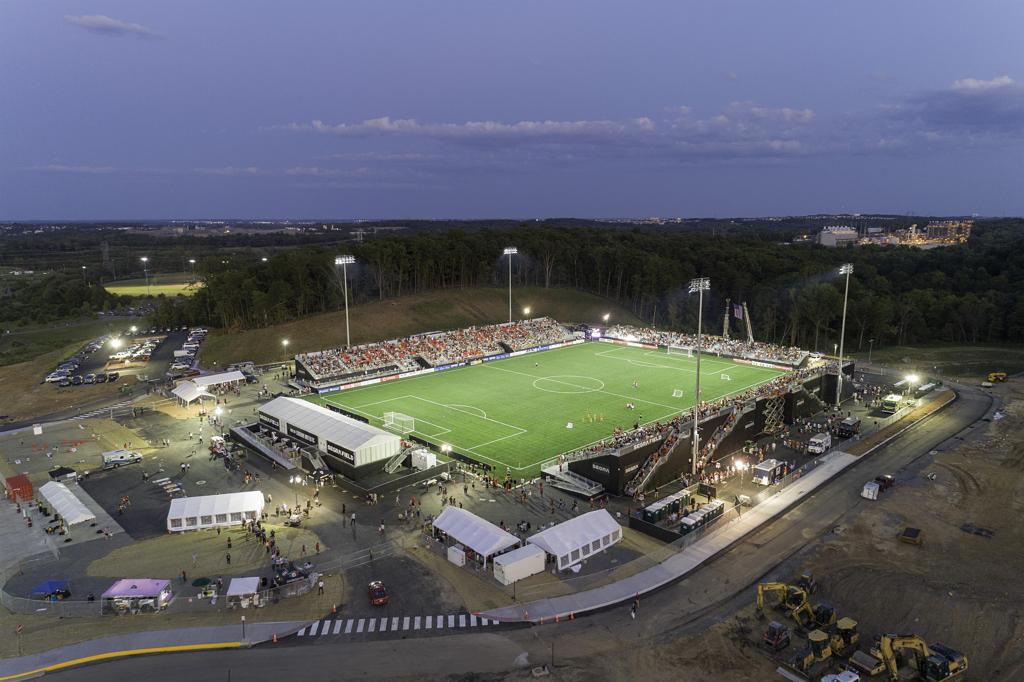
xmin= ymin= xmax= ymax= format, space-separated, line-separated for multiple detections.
xmin=383 ymin=412 xmax=415 ymax=434
xmin=667 ymin=345 xmax=693 ymax=358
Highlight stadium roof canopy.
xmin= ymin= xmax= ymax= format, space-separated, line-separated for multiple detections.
xmin=39 ymin=481 xmax=96 ymax=526
xmin=432 ymin=506 xmax=520 ymax=559
xmin=527 ymin=509 xmax=622 ymax=570
xmin=259 ymin=397 xmax=397 ymax=452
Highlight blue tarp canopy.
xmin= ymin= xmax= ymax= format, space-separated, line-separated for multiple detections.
xmin=32 ymin=580 xmax=69 ymax=595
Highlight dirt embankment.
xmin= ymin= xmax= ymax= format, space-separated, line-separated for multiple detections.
xmin=797 ymin=380 xmax=1024 ymax=681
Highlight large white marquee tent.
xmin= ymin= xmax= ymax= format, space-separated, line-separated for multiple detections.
xmin=527 ymin=509 xmax=622 ymax=571
xmin=166 ymin=491 xmax=264 ymax=532
xmin=431 ymin=506 xmax=520 ymax=564
xmin=39 ymin=481 xmax=96 ymax=527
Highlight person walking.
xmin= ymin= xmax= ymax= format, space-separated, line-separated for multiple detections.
xmin=226 ymin=552 xmax=231 ymax=565
xmin=317 ymin=579 xmax=324 ymax=595
xmin=630 ymin=598 xmax=639 ymax=620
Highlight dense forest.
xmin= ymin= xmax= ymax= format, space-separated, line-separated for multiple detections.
xmin=130 ymin=219 xmax=1024 ymax=353
xmin=0 ymin=272 xmax=126 ymax=325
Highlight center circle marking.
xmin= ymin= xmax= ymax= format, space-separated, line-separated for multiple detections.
xmin=532 ymin=375 xmax=605 ymax=394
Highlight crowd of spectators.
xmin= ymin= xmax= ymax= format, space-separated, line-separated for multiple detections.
xmin=604 ymin=325 xmax=807 ymax=365
xmin=296 ymin=318 xmax=572 ymax=384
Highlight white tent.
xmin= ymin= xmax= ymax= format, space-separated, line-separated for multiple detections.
xmin=39 ymin=481 xmax=96 ymax=527
xmin=193 ymin=371 xmax=247 ymax=389
xmin=258 ymin=397 xmax=401 ymax=467
xmin=527 ymin=509 xmax=622 ymax=571
xmin=431 ymin=506 xmax=519 ymax=562
xmin=226 ymin=577 xmax=262 ymax=608
xmin=172 ymin=381 xmax=211 ymax=404
xmin=166 ymin=491 xmax=264 ymax=532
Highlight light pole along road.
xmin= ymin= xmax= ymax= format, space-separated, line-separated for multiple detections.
xmin=42 ymin=387 xmax=992 ymax=682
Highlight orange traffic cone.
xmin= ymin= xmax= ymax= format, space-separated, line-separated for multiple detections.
xmin=332 ymin=604 xmax=337 ymax=615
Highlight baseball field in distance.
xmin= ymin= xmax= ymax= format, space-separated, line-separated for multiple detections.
xmin=310 ymin=342 xmax=787 ymax=475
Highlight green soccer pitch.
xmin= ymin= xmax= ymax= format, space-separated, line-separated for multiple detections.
xmin=310 ymin=342 xmax=788 ymax=475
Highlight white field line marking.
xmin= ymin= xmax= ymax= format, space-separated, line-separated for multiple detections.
xmin=482 ymin=363 xmax=683 ymax=412
xmin=409 ymin=396 xmax=527 ymax=435
xmin=445 ymin=404 xmax=487 ymax=418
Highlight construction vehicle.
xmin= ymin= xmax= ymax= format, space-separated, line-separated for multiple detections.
xmin=755 ymin=582 xmax=807 ymax=618
xmin=829 ymin=617 xmax=861 ymax=656
xmin=822 ymin=672 xmax=861 ymax=682
xmin=987 ymin=372 xmax=1007 ymax=383
xmin=853 ymin=635 xmax=968 ymax=680
xmin=795 ymin=571 xmax=817 ymax=595
xmin=790 ymin=598 xmax=836 ymax=631
xmin=790 ymin=629 xmax=832 ymax=674
xmin=879 ymin=635 xmax=968 ymax=681
xmin=762 ymin=620 xmax=791 ymax=651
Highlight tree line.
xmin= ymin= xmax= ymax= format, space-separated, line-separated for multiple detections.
xmin=142 ymin=219 xmax=1024 ymax=352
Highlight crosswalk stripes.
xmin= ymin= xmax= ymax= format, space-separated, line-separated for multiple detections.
xmin=296 ymin=613 xmax=502 ymax=639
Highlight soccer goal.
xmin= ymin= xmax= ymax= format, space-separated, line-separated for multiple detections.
xmin=383 ymin=412 xmax=415 ymax=434
xmin=666 ymin=345 xmax=693 ymax=358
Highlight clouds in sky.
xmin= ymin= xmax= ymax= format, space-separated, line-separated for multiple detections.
xmin=894 ymin=76 xmax=1024 ymax=136
xmin=29 ymin=164 xmax=116 ymax=174
xmin=64 ymin=14 xmax=154 ymax=37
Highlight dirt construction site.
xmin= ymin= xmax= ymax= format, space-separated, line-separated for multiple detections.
xmin=500 ymin=378 xmax=1019 ymax=682
xmin=636 ymin=378 xmax=1023 ymax=682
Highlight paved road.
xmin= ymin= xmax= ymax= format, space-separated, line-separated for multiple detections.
xmin=45 ymin=386 xmax=992 ymax=681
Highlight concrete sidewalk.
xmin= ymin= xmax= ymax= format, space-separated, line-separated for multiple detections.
xmin=0 ymin=620 xmax=308 ymax=680
xmin=482 ymin=450 xmax=858 ymax=624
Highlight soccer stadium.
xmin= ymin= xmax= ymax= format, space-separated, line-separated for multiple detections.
xmin=292 ymin=318 xmax=829 ymax=493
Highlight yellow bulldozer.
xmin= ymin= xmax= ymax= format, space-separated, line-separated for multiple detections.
xmin=790 ymin=629 xmax=833 ymax=674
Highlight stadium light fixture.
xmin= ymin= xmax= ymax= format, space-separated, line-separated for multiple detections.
xmin=523 ymin=306 xmax=531 ymax=316
xmin=503 ymin=247 xmax=518 ymax=323
xmin=140 ymin=256 xmax=150 ymax=296
xmin=836 ymin=263 xmax=853 ymax=407
xmin=688 ymin=277 xmax=710 ymax=477
xmin=335 ymin=255 xmax=356 ymax=347
xmin=603 ymin=313 xmax=610 ymax=323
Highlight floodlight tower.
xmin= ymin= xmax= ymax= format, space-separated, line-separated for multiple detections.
xmin=335 ymin=255 xmax=356 ymax=347
xmin=503 ymin=247 xmax=518 ymax=323
xmin=689 ymin=277 xmax=710 ymax=476
xmin=836 ymin=263 xmax=854 ymax=407
xmin=140 ymin=256 xmax=150 ymax=295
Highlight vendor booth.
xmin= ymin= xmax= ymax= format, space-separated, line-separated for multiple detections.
xmin=32 ymin=580 xmax=71 ymax=601
xmin=493 ymin=544 xmax=546 ymax=585
xmin=431 ymin=506 xmax=520 ymax=568
xmin=101 ymin=579 xmax=172 ymax=614
xmin=226 ymin=577 xmax=263 ymax=609
xmin=527 ymin=509 xmax=622 ymax=571
xmin=39 ymin=481 xmax=96 ymax=527
xmin=171 ymin=380 xmax=212 ymax=406
xmin=166 ymin=491 xmax=264 ymax=532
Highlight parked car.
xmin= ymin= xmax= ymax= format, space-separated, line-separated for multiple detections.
xmin=107 ymin=372 xmax=120 ymax=382
xmin=95 ymin=373 xmax=107 ymax=383
xmin=71 ymin=375 xmax=84 ymax=385
xmin=368 ymin=581 xmax=389 ymax=606
xmin=84 ymin=374 xmax=96 ymax=384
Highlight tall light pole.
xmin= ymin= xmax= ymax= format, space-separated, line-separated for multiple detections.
xmin=689 ymin=277 xmax=710 ymax=476
xmin=81 ymin=265 xmax=87 ymax=282
xmin=140 ymin=257 xmax=150 ymax=295
xmin=503 ymin=247 xmax=517 ymax=323
xmin=188 ymin=258 xmax=196 ymax=283
xmin=868 ymin=338 xmax=875 ymax=364
xmin=335 ymin=255 xmax=355 ymax=347
xmin=836 ymin=263 xmax=853 ymax=407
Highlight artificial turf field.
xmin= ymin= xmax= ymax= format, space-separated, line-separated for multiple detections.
xmin=311 ymin=342 xmax=788 ymax=475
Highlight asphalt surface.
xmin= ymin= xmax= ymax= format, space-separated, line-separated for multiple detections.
xmin=44 ymin=385 xmax=993 ymax=681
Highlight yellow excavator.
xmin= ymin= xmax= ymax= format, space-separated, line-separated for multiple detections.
xmin=876 ymin=634 xmax=969 ymax=681
xmin=755 ymin=582 xmax=807 ymax=619
xmin=790 ymin=598 xmax=836 ymax=631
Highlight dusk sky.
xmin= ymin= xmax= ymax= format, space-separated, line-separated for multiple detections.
xmin=2 ymin=1 xmax=1023 ymax=219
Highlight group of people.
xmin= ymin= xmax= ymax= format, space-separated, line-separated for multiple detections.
xmin=296 ymin=318 xmax=572 ymax=384
xmin=604 ymin=324 xmax=807 ymax=364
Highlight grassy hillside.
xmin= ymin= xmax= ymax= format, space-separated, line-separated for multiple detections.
xmin=0 ymin=318 xmax=124 ymax=367
xmin=200 ymin=287 xmax=640 ymax=367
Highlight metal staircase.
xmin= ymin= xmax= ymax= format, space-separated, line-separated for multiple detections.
xmin=383 ymin=448 xmax=410 ymax=474
xmin=624 ymin=427 xmax=684 ymax=497
xmin=541 ymin=464 xmax=604 ymax=497
xmin=695 ymin=400 xmax=756 ymax=471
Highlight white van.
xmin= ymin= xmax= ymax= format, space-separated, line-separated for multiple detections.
xmin=860 ymin=481 xmax=880 ymax=500
xmin=102 ymin=449 xmax=142 ymax=469
xmin=808 ymin=432 xmax=831 ymax=454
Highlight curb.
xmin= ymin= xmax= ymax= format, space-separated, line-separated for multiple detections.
xmin=0 ymin=642 xmax=242 ymax=681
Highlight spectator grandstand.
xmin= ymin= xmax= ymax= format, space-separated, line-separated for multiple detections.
xmin=603 ymin=325 xmax=807 ymax=365
xmin=295 ymin=317 xmax=573 ymax=388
